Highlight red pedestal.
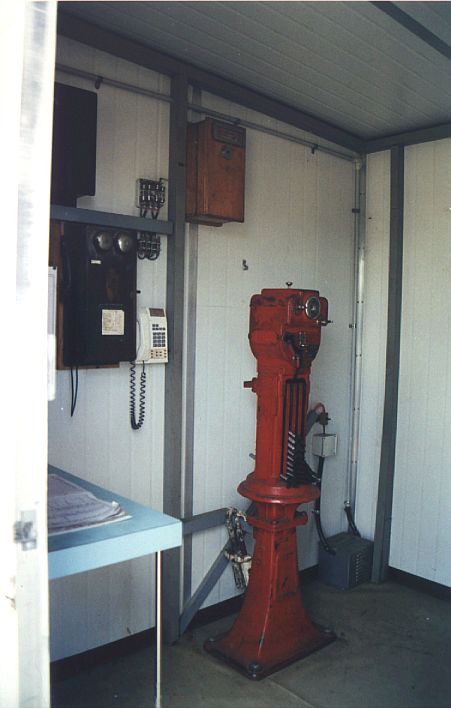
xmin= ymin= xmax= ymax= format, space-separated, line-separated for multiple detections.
xmin=204 ymin=289 xmax=335 ymax=678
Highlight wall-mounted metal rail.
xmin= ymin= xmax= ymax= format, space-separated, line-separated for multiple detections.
xmin=346 ymin=159 xmax=367 ymax=516
xmin=56 ymin=63 xmax=358 ymax=163
xmin=57 ymin=11 xmax=366 ymax=154
xmin=55 ymin=62 xmax=172 ymax=105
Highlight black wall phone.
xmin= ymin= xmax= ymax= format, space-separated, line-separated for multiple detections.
xmin=61 ymin=223 xmax=137 ymax=367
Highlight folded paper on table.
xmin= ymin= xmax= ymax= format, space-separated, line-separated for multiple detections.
xmin=48 ymin=473 xmax=131 ymax=535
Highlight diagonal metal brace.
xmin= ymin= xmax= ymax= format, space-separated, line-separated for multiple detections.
xmin=179 ymin=502 xmax=255 ymax=635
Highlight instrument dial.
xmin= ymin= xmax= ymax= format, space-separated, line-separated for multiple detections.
xmin=305 ymin=296 xmax=321 ymax=320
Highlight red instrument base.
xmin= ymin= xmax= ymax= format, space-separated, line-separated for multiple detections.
xmin=205 ymin=625 xmax=334 ymax=680
xmin=204 ymin=477 xmax=335 ymax=679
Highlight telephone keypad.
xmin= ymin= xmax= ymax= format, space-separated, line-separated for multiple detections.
xmin=152 ymin=324 xmax=166 ymax=347
xmin=151 ymin=322 xmax=168 ymax=360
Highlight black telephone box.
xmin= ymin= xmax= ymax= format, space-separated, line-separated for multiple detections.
xmin=61 ymin=223 xmax=137 ymax=367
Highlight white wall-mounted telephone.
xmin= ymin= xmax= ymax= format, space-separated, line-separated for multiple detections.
xmin=130 ymin=307 xmax=168 ymax=430
xmin=136 ymin=307 xmax=168 ymax=364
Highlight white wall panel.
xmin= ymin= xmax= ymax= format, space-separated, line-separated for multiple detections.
xmin=48 ymin=37 xmax=170 ymax=659
xmin=355 ymin=143 xmax=451 ymax=588
xmin=389 ymin=140 xmax=451 ymax=586
xmin=355 ymin=151 xmax=390 ymax=538
xmin=190 ymin=93 xmax=356 ymax=606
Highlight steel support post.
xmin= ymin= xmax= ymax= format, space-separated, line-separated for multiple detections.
xmin=372 ymin=145 xmax=404 ymax=582
xmin=162 ymin=71 xmax=188 ymax=644
xmin=182 ymin=220 xmax=199 ymax=606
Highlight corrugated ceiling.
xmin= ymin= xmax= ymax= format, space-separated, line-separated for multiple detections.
xmin=60 ymin=1 xmax=451 ymax=141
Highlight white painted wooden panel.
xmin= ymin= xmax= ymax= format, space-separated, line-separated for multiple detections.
xmin=64 ymin=1 xmax=451 ymax=139
xmin=48 ymin=37 xmax=170 ymax=659
xmin=190 ymin=93 xmax=356 ymax=606
xmin=355 ymin=151 xmax=390 ymax=539
xmin=1 ymin=2 xmax=55 ymax=703
xmin=389 ymin=140 xmax=451 ymax=586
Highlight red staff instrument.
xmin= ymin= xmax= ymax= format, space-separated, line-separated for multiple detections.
xmin=205 ymin=288 xmax=334 ymax=678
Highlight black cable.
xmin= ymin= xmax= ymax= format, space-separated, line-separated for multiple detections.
xmin=314 ymin=456 xmax=335 ymax=555
xmin=130 ymin=361 xmax=146 ymax=430
xmin=70 ymin=367 xmax=78 ymax=417
xmin=314 ymin=508 xmax=335 ymax=555
xmin=345 ymin=504 xmax=361 ymax=537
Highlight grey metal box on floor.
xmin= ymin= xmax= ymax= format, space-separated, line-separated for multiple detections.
xmin=318 ymin=532 xmax=374 ymax=590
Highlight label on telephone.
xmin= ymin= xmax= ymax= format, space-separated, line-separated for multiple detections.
xmin=102 ymin=309 xmax=125 ymax=336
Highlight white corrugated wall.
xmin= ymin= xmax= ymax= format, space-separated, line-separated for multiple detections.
xmin=355 ymin=141 xmax=451 ymax=587
xmin=49 ymin=38 xmax=357 ymax=658
xmin=389 ymin=140 xmax=451 ymax=586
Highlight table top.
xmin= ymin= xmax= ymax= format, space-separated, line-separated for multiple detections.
xmin=48 ymin=465 xmax=182 ymax=579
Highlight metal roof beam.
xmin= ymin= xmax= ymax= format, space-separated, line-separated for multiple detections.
xmin=57 ymin=10 xmax=365 ymax=154
xmin=365 ymin=121 xmax=451 ymax=153
xmin=371 ymin=2 xmax=451 ymax=61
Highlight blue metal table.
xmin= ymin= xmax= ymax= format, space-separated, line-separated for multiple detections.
xmin=48 ymin=465 xmax=182 ymax=707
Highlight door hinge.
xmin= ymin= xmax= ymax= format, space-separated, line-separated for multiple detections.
xmin=14 ymin=511 xmax=37 ymax=551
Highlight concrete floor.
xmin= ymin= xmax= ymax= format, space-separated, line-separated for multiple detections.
xmin=51 ymin=579 xmax=451 ymax=708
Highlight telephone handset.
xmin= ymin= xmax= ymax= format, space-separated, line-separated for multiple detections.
xmin=130 ymin=307 xmax=168 ymax=430
xmin=136 ymin=307 xmax=168 ymax=363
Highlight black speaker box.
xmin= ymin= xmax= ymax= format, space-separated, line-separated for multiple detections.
xmin=51 ymin=82 xmax=97 ymax=207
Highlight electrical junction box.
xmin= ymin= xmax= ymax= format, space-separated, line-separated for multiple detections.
xmin=312 ymin=433 xmax=337 ymax=457
xmin=318 ymin=532 xmax=374 ymax=590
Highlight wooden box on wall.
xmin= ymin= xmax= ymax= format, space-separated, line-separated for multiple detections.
xmin=186 ymin=118 xmax=246 ymax=226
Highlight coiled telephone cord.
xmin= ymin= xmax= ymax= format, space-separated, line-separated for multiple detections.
xmin=129 ymin=361 xmax=146 ymax=430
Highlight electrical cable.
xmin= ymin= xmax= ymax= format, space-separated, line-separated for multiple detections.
xmin=130 ymin=361 xmax=146 ymax=430
xmin=345 ymin=503 xmax=361 ymax=537
xmin=70 ymin=367 xmax=78 ymax=417
xmin=313 ymin=456 xmax=336 ymax=555
xmin=314 ymin=508 xmax=335 ymax=555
